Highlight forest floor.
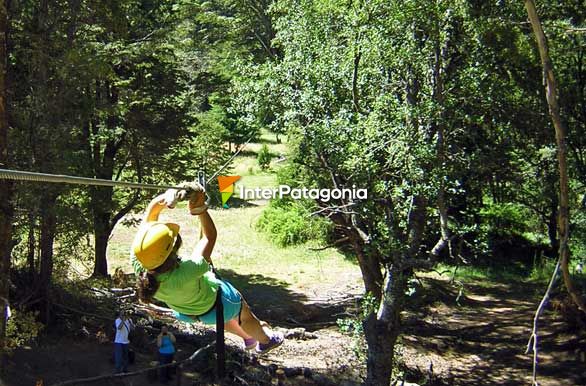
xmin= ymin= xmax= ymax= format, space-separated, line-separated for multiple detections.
xmin=4 ymin=132 xmax=585 ymax=386
xmin=5 ymin=272 xmax=585 ymax=386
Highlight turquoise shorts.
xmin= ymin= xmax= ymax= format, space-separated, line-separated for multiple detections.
xmin=172 ymin=280 xmax=243 ymax=326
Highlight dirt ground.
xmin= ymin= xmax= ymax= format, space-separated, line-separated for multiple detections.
xmin=402 ymin=276 xmax=586 ymax=385
xmin=3 ymin=272 xmax=586 ymax=386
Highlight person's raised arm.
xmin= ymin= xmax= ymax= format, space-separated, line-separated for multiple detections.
xmin=169 ymin=332 xmax=176 ymax=344
xmin=143 ymin=194 xmax=167 ymax=223
xmin=182 ymin=185 xmax=216 ymax=263
xmin=192 ymin=210 xmax=217 ymax=263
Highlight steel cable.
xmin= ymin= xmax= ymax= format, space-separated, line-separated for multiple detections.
xmin=0 ymin=168 xmax=183 ymax=191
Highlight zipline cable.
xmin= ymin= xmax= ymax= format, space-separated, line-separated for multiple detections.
xmin=0 ymin=169 xmax=183 ymax=191
xmin=206 ymin=135 xmax=254 ymax=184
xmin=0 ymin=134 xmax=256 ymax=190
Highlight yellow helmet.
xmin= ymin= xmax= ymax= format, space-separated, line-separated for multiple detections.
xmin=132 ymin=222 xmax=180 ymax=270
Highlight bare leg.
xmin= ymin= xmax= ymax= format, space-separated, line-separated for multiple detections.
xmin=224 ymin=319 xmax=252 ymax=340
xmin=239 ymin=301 xmax=272 ymax=344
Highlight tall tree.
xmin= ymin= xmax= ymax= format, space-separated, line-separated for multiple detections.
xmin=0 ymin=0 xmax=12 ymax=374
xmin=249 ymin=1 xmax=470 ymax=383
xmin=65 ymin=0 xmax=191 ymax=276
xmin=524 ymin=0 xmax=586 ymax=313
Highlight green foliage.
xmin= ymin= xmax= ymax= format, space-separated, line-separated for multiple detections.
xmin=479 ymin=202 xmax=531 ymax=238
xmin=257 ymin=144 xmax=272 ymax=170
xmin=5 ymin=309 xmax=44 ymax=353
xmin=337 ymin=293 xmax=376 ymax=360
xmin=570 ymin=196 xmax=586 ymax=260
xmin=435 ymin=262 xmax=527 ymax=285
xmin=255 ymin=200 xmax=332 ymax=247
xmin=529 ymin=257 xmax=559 ymax=283
xmin=165 ymin=106 xmax=231 ymax=180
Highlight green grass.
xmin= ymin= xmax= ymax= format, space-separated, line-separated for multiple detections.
xmin=107 ymin=129 xmax=360 ymax=292
xmin=230 ymin=130 xmax=288 ymax=182
xmin=246 ymin=130 xmax=289 ymax=157
xmin=108 ymin=205 xmax=359 ymax=289
xmin=432 ymin=259 xmax=586 ymax=286
xmin=430 ymin=262 xmax=528 ymax=284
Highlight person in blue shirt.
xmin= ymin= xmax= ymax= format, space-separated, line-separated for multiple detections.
xmin=157 ymin=325 xmax=176 ymax=383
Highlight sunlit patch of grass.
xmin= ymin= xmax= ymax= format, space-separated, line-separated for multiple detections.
xmin=429 ymin=262 xmax=526 ymax=284
xmin=108 ymin=205 xmax=359 ymax=289
xmin=246 ymin=130 xmax=289 ymax=157
xmin=107 ymin=129 xmax=359 ymax=292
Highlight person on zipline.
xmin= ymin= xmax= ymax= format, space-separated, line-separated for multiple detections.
xmin=130 ymin=182 xmax=284 ymax=354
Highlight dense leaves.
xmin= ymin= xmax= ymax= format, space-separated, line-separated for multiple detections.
xmin=1 ymin=0 xmax=585 ymax=384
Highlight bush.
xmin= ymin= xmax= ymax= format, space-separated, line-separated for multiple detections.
xmin=257 ymin=144 xmax=272 ymax=170
xmin=6 ymin=308 xmax=43 ymax=353
xmin=479 ymin=202 xmax=531 ymax=238
xmin=255 ymin=200 xmax=332 ymax=246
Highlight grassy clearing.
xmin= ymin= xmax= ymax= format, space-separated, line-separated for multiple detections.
xmin=107 ymin=129 xmax=361 ymax=294
xmin=245 ymin=130 xmax=289 ymax=157
xmin=430 ymin=259 xmax=586 ymax=286
xmin=230 ymin=130 xmax=288 ymax=188
xmin=425 ymin=262 xmax=530 ymax=285
xmin=108 ymin=205 xmax=359 ymax=292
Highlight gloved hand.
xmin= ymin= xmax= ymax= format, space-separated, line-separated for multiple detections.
xmin=188 ymin=193 xmax=207 ymax=215
xmin=162 ymin=188 xmax=185 ymax=209
xmin=179 ymin=182 xmax=207 ymax=215
xmin=163 ymin=181 xmax=205 ymax=209
xmin=178 ymin=181 xmax=205 ymax=199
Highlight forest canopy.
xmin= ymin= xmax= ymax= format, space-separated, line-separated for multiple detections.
xmin=0 ymin=1 xmax=585 ymax=386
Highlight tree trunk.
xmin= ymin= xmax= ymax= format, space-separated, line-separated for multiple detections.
xmin=38 ymin=194 xmax=57 ymax=323
xmin=363 ymin=264 xmax=406 ymax=386
xmin=547 ymin=198 xmax=558 ymax=256
xmin=92 ymin=198 xmax=112 ymax=277
xmin=430 ymin=6 xmax=451 ymax=258
xmin=0 ymin=0 xmax=12 ymax=374
xmin=525 ymin=0 xmax=586 ymax=313
xmin=354 ymin=243 xmax=383 ymax=298
xmin=27 ymin=211 xmax=36 ymax=278
xmin=89 ymin=82 xmax=125 ymax=277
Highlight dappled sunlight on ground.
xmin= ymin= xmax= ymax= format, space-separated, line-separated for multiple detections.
xmin=403 ymin=277 xmax=586 ymax=385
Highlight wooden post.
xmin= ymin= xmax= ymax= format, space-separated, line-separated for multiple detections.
xmin=215 ymin=287 xmax=226 ymax=379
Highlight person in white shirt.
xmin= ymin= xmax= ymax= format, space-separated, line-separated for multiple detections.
xmin=114 ymin=310 xmax=134 ymax=373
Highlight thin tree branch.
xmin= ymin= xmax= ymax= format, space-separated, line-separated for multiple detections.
xmin=525 ymin=258 xmax=561 ymax=386
xmin=310 ymin=203 xmax=356 ymax=216
xmin=525 ymin=0 xmax=586 ymax=314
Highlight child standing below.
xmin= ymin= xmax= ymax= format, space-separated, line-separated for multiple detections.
xmin=157 ymin=325 xmax=176 ymax=383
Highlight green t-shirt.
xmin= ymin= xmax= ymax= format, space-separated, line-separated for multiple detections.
xmin=131 ymin=253 xmax=220 ymax=316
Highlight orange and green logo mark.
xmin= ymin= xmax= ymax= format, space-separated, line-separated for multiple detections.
xmin=218 ymin=175 xmax=241 ymax=208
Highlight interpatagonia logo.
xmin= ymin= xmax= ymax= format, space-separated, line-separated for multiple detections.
xmin=218 ymin=175 xmax=241 ymax=208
